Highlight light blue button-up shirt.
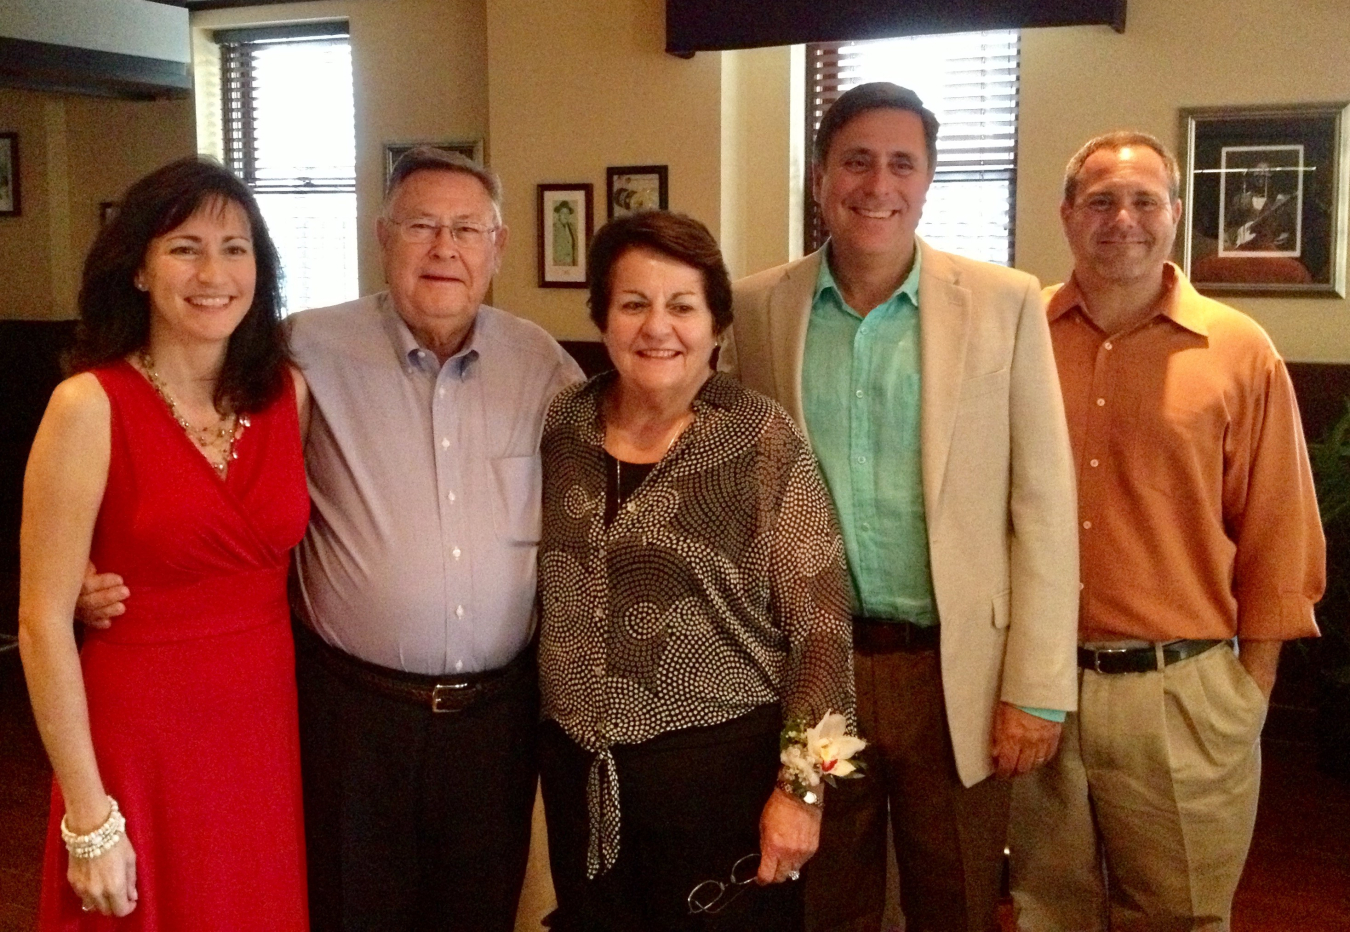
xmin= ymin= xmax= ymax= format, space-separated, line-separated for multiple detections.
xmin=802 ymin=248 xmax=937 ymax=625
xmin=290 ymin=293 xmax=583 ymax=675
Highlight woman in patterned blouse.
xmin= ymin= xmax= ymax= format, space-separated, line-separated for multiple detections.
xmin=537 ymin=211 xmax=857 ymax=931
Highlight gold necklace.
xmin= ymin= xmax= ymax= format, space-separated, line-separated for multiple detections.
xmin=136 ymin=350 xmax=248 ymax=478
xmin=610 ymin=411 xmax=692 ymax=492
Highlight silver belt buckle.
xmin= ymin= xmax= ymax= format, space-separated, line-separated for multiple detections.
xmin=1093 ymin=647 xmax=1130 ymax=674
xmin=431 ymin=681 xmax=472 ymax=713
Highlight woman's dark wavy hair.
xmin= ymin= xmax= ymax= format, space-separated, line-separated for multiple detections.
xmin=586 ymin=211 xmax=733 ymax=335
xmin=70 ymin=156 xmax=289 ymax=413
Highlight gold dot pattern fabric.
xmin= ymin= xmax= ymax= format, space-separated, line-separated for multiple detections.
xmin=538 ymin=371 xmax=856 ymax=876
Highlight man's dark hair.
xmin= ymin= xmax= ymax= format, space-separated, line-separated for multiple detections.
xmin=814 ymin=82 xmax=940 ymax=172
xmin=385 ymin=146 xmax=502 ymax=217
xmin=587 ymin=211 xmax=733 ymax=336
xmin=70 ymin=156 xmax=289 ymax=413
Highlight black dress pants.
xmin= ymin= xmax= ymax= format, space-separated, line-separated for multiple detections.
xmin=539 ymin=706 xmax=804 ymax=932
xmin=296 ymin=625 xmax=539 ymax=932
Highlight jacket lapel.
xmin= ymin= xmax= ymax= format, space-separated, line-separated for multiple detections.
xmin=768 ymin=249 xmax=824 ymax=438
xmin=918 ymin=241 xmax=972 ymax=520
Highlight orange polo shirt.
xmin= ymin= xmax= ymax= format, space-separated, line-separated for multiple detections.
xmin=1046 ymin=264 xmax=1324 ymax=644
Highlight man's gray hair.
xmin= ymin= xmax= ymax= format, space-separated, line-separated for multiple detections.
xmin=1063 ymin=131 xmax=1181 ymax=204
xmin=384 ymin=146 xmax=503 ymax=217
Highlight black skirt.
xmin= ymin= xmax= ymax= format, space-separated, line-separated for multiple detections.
xmin=539 ymin=705 xmax=804 ymax=932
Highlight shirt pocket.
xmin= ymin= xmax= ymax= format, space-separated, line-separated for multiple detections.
xmin=492 ymin=454 xmax=542 ymax=544
xmin=1112 ymin=390 xmax=1224 ymax=501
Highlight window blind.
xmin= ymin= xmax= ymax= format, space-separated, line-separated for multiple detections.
xmin=805 ymin=30 xmax=1020 ymax=266
xmin=218 ymin=23 xmax=357 ymax=313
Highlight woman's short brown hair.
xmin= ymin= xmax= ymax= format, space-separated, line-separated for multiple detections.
xmin=587 ymin=211 xmax=732 ymax=335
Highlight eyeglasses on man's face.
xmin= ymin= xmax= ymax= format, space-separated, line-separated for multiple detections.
xmin=687 ymin=852 xmax=760 ymax=915
xmin=385 ymin=217 xmax=500 ymax=248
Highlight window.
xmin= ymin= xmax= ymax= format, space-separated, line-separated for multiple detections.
xmin=805 ymin=30 xmax=1020 ymax=266
xmin=218 ymin=22 xmax=358 ymax=313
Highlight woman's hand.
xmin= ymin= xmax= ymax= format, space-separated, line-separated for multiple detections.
xmin=756 ymin=787 xmax=822 ymax=884
xmin=68 ymin=834 xmax=137 ymax=917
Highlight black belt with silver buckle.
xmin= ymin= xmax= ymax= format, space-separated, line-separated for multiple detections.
xmin=1077 ymin=638 xmax=1226 ymax=675
xmin=298 ymin=622 xmax=535 ymax=713
xmin=852 ymin=616 xmax=940 ymax=653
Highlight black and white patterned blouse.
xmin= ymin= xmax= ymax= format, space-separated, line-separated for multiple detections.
xmin=539 ymin=370 xmax=856 ymax=876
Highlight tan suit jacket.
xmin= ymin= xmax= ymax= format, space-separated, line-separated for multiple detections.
xmin=723 ymin=240 xmax=1080 ymax=786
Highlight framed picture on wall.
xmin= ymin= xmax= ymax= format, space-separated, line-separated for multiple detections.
xmin=606 ymin=165 xmax=668 ymax=219
xmin=383 ymin=139 xmax=484 ymax=188
xmin=1180 ymin=103 xmax=1349 ymax=296
xmin=0 ymin=133 xmax=20 ymax=218
xmin=538 ymin=183 xmax=593 ymax=288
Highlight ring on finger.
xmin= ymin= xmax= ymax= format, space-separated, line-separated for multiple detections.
xmin=787 ymin=869 xmax=801 ymax=881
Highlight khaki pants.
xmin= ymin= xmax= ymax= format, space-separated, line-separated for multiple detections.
xmin=1009 ymin=642 xmax=1267 ymax=932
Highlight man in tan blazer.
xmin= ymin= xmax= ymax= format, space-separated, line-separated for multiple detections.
xmin=721 ymin=83 xmax=1079 ymax=932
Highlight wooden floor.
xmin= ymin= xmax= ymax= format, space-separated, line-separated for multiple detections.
xmin=2 ymin=644 xmax=1348 ymax=931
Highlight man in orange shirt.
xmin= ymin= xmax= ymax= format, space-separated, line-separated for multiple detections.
xmin=1009 ymin=131 xmax=1325 ymax=931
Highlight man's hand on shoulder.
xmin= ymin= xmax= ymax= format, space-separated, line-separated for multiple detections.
xmin=990 ymin=702 xmax=1062 ymax=779
xmin=76 ymin=561 xmax=128 ymax=629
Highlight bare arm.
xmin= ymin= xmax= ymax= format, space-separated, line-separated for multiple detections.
xmin=18 ymin=374 xmax=137 ymax=916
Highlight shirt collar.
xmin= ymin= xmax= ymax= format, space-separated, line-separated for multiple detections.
xmin=1047 ymin=263 xmax=1207 ymax=337
xmin=813 ymin=242 xmax=922 ymax=315
xmin=381 ymin=292 xmax=483 ymax=377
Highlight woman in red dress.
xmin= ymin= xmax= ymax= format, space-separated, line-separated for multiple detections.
xmin=18 ymin=158 xmax=311 ymax=929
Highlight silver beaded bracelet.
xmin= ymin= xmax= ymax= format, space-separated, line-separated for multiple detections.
xmin=60 ymin=796 xmax=126 ymax=860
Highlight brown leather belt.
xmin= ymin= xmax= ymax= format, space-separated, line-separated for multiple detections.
xmin=298 ymin=623 xmax=535 ymax=713
xmin=1077 ymin=638 xmax=1227 ymax=675
xmin=852 ymin=616 xmax=940 ymax=654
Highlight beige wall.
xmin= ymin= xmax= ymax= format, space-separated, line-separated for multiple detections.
xmin=486 ymin=0 xmax=722 ymax=342
xmin=1016 ymin=0 xmax=1350 ymax=361
xmin=0 ymin=88 xmax=192 ymax=319
xmin=191 ymin=0 xmax=489 ymax=297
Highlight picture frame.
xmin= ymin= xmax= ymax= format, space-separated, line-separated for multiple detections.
xmin=383 ymin=139 xmax=484 ymax=188
xmin=538 ymin=183 xmax=593 ymax=288
xmin=606 ymin=165 xmax=668 ymax=219
xmin=0 ymin=133 xmax=20 ymax=218
xmin=1180 ymin=103 xmax=1349 ymax=297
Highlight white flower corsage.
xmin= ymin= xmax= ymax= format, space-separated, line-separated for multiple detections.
xmin=778 ymin=710 xmax=866 ymax=806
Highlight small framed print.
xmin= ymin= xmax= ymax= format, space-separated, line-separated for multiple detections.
xmin=606 ymin=165 xmax=668 ymax=219
xmin=538 ymin=183 xmax=593 ymax=288
xmin=383 ymin=139 xmax=484 ymax=188
xmin=0 ymin=133 xmax=19 ymax=218
xmin=1181 ymin=103 xmax=1349 ymax=296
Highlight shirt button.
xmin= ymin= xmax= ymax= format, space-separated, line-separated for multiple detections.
xmin=855 ymin=389 xmax=864 ymax=398
xmin=455 ymin=605 xmax=465 ymax=618
xmin=441 ymin=437 xmax=450 ymax=449
xmin=1104 ymin=341 xmax=1113 ymax=350
xmin=452 ymin=547 xmax=461 ymax=559
xmin=861 ymin=522 xmax=870 ymax=531
xmin=1082 ymin=520 xmax=1092 ymax=529
xmin=454 ymin=659 xmax=463 ymax=672
xmin=856 ymin=456 xmax=866 ymax=465
xmin=438 ymin=387 xmax=446 ymax=398
xmin=1096 ymin=398 xmax=1105 ymax=406
xmin=1089 ymin=458 xmax=1099 ymax=467
xmin=448 ymin=490 xmax=456 ymax=503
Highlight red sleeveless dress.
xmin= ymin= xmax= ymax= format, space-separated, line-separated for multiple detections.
xmin=38 ymin=360 xmax=311 ymax=931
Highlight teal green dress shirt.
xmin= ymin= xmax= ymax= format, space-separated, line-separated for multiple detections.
xmin=802 ymin=248 xmax=937 ymax=625
xmin=801 ymin=249 xmax=1065 ymax=724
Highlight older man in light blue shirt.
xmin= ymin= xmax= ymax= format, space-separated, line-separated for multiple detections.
xmin=289 ymin=150 xmax=582 ymax=932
